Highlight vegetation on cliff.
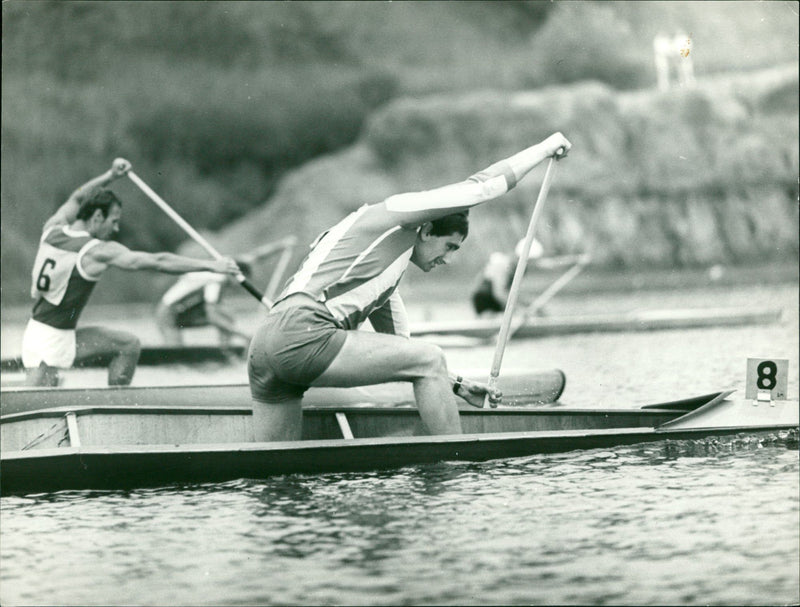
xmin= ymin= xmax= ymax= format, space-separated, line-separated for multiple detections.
xmin=2 ymin=1 xmax=797 ymax=303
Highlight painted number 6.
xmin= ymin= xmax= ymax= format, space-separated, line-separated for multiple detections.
xmin=36 ymin=258 xmax=56 ymax=292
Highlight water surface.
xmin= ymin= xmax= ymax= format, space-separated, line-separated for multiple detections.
xmin=1 ymin=282 xmax=798 ymax=605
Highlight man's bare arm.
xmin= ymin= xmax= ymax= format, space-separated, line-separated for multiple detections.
xmin=90 ymin=241 xmax=241 ymax=275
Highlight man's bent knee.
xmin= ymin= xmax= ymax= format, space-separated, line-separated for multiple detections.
xmin=119 ymin=334 xmax=141 ymax=359
xmin=415 ymin=342 xmax=448 ymax=378
xmin=26 ymin=363 xmax=61 ymax=387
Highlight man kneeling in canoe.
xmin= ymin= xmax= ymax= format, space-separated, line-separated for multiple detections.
xmin=248 ymin=133 xmax=572 ymax=439
xmin=22 ymin=158 xmax=242 ymax=387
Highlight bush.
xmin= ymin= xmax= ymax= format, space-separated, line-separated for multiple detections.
xmin=525 ymin=2 xmax=650 ymax=90
xmin=128 ymin=67 xmax=398 ymax=175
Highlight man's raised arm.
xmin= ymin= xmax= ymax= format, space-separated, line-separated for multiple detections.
xmin=383 ymin=133 xmax=571 ymax=226
xmin=44 ymin=158 xmax=132 ymax=230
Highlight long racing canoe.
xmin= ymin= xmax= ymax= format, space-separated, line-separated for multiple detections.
xmin=411 ymin=306 xmax=783 ymax=340
xmin=2 ymin=381 xmax=796 ymax=494
xmin=0 ymin=345 xmax=247 ymax=372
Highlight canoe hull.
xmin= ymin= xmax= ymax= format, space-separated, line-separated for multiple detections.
xmin=2 ymin=390 xmax=796 ymax=495
xmin=2 ymin=423 xmax=795 ymax=495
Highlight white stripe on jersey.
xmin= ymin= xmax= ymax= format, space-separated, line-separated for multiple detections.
xmin=285 ymin=205 xmax=367 ymax=296
xmin=387 ymin=290 xmax=410 ymax=338
xmin=325 ymin=248 xmax=412 ymax=328
xmin=75 ymin=240 xmax=102 ymax=281
xmin=339 ymin=226 xmax=401 ymax=283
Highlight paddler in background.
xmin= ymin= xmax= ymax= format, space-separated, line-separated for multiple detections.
xmin=22 ymin=158 xmax=242 ymax=387
xmin=472 ymin=237 xmax=545 ymax=316
xmin=155 ymin=260 xmax=254 ymax=347
xmin=247 ymin=132 xmax=572 ymax=440
xmin=471 ymin=239 xmax=591 ymax=317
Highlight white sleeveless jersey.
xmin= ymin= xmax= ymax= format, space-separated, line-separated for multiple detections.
xmin=30 ymin=226 xmax=102 ymax=305
xmin=29 ymin=225 xmax=104 ymax=330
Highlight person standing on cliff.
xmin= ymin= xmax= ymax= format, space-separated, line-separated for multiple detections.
xmin=22 ymin=158 xmax=242 ymax=387
xmin=248 ymin=133 xmax=572 ymax=440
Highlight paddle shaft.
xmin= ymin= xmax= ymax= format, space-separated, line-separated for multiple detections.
xmin=485 ymin=153 xmax=561 ymax=405
xmin=127 ymin=171 xmax=272 ymax=308
xmin=239 ymin=236 xmax=298 ymax=301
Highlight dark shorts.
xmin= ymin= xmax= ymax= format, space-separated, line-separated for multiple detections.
xmin=248 ymin=294 xmax=347 ymax=403
xmin=175 ymin=305 xmax=208 ymax=328
xmin=471 ymin=278 xmax=504 ymax=314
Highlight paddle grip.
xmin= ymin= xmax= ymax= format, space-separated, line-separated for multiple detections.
xmin=482 ymin=374 xmax=500 ymax=409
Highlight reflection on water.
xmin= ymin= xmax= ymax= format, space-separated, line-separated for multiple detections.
xmin=2 ymin=437 xmax=798 ymax=606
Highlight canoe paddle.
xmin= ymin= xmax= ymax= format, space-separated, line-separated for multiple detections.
xmin=238 ymin=236 xmax=299 ymax=302
xmin=483 ymin=148 xmax=565 ymax=407
xmin=127 ymin=171 xmax=273 ymax=308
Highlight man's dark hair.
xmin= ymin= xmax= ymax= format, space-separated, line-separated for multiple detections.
xmin=429 ymin=211 xmax=469 ymax=239
xmin=76 ymin=189 xmax=122 ymax=221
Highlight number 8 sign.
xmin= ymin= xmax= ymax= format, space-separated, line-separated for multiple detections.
xmin=745 ymin=358 xmax=788 ymax=400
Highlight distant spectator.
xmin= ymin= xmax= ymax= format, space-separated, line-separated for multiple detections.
xmin=654 ymin=30 xmax=695 ymax=91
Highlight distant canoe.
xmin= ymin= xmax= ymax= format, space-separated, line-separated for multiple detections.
xmin=0 ymin=345 xmax=247 ymax=372
xmin=0 ymin=305 xmax=782 ymax=372
xmin=411 ymin=306 xmax=783 ymax=339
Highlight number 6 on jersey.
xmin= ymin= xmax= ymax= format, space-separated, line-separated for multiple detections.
xmin=745 ymin=357 xmax=788 ymax=400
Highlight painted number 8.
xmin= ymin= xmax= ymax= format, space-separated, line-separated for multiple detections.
xmin=756 ymin=360 xmax=777 ymax=390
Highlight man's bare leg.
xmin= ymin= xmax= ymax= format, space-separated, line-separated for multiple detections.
xmin=314 ymin=331 xmax=462 ymax=434
xmin=155 ymin=305 xmax=183 ymax=346
xmin=25 ymin=362 xmax=61 ymax=387
xmin=251 ymin=399 xmax=303 ymax=442
xmin=76 ymin=326 xmax=141 ymax=386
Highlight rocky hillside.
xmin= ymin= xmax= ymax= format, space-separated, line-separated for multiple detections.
xmin=211 ymin=64 xmax=798 ymax=290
